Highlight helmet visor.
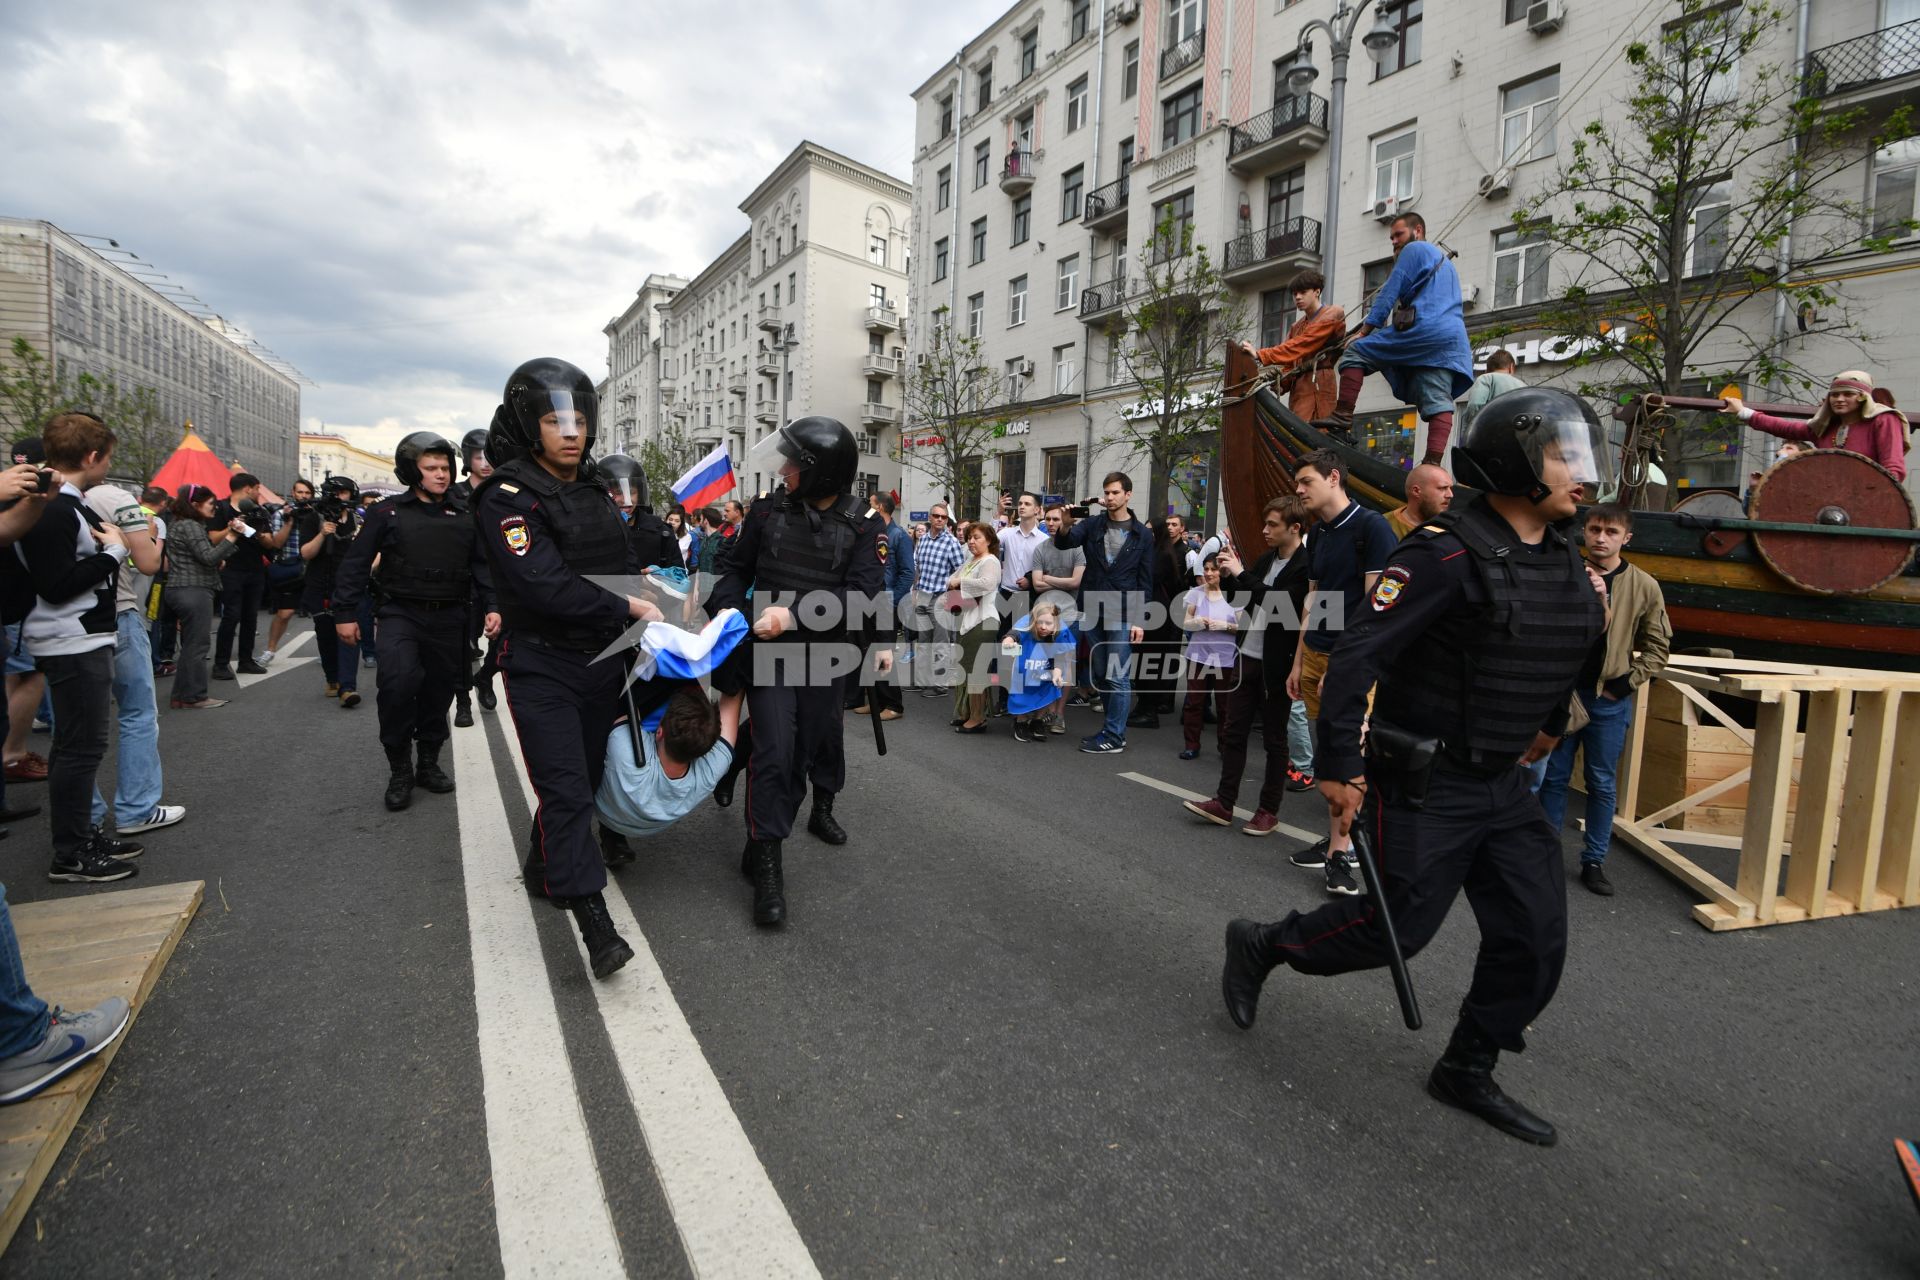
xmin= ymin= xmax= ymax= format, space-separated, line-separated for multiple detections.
xmin=527 ymin=390 xmax=590 ymax=439
xmin=608 ymin=476 xmax=638 ymax=507
xmin=1519 ymin=406 xmax=1614 ymax=490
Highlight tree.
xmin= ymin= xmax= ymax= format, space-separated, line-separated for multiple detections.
xmin=0 ymin=336 xmax=80 ymax=441
xmin=635 ymin=419 xmax=705 ymax=512
xmin=893 ymin=305 xmax=1022 ymax=520
xmin=1504 ymin=0 xmax=1914 ymax=467
xmin=1103 ymin=209 xmax=1247 ymax=520
xmin=0 ymin=337 xmax=182 ymax=479
xmin=112 ymin=386 xmax=181 ymax=485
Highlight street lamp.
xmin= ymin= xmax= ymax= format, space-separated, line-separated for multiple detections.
xmin=1283 ymin=0 xmax=1404 ymax=290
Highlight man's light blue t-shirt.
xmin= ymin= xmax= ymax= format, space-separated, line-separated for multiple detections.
xmin=595 ymin=725 xmax=734 ymax=838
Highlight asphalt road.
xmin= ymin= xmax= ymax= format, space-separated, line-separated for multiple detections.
xmin=2 ymin=619 xmax=1915 ymax=1278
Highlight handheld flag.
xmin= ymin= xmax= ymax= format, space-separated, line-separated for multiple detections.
xmin=672 ymin=445 xmax=736 ymax=511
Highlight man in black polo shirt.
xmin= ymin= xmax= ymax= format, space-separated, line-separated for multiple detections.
xmin=1285 ymin=449 xmax=1395 ymax=895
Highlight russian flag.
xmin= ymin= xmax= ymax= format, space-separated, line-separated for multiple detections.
xmin=672 ymin=444 xmax=736 ymax=510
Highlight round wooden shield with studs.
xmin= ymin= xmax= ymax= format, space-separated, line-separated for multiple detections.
xmin=1749 ymin=449 xmax=1918 ymax=595
xmin=1672 ymin=489 xmax=1750 ymax=557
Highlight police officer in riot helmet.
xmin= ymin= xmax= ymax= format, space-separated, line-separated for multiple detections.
xmin=595 ymin=453 xmax=682 ymax=572
xmin=707 ymin=415 xmax=891 ymax=927
xmin=333 ymin=433 xmax=496 ymax=811
xmin=1221 ymin=386 xmax=1612 ymax=1147
xmin=449 ymin=425 xmax=498 ymax=726
xmin=473 ymin=357 xmax=663 ymax=978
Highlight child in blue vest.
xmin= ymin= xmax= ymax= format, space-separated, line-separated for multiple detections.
xmin=1000 ymin=602 xmax=1076 ymax=744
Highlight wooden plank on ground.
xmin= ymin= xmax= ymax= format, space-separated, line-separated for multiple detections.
xmin=1784 ymin=690 xmax=1849 ymax=919
xmin=0 ymin=880 xmax=202 ymax=1258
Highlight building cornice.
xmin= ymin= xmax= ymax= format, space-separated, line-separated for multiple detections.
xmin=738 ymin=141 xmax=910 ymax=214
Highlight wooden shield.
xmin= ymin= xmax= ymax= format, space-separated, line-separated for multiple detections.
xmin=1749 ymin=449 xmax=1918 ymax=595
xmin=1672 ymin=489 xmax=1750 ymax=557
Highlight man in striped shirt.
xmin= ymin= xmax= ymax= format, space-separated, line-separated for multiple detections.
xmin=911 ymin=503 xmax=965 ymax=697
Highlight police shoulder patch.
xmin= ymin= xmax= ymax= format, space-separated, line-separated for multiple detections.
xmin=876 ymin=534 xmax=889 ymax=564
xmin=1371 ymin=563 xmax=1412 ymax=611
xmin=499 ymin=515 xmax=531 ymax=556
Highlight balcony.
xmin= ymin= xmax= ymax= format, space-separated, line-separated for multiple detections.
xmin=1000 ymin=148 xmax=1036 ymax=196
xmin=728 ymin=376 xmax=749 ymax=397
xmin=1805 ymin=20 xmax=1920 ymax=109
xmin=864 ymin=303 xmax=901 ymax=332
xmin=1160 ymin=27 xmax=1205 ymax=80
xmin=691 ymin=434 xmax=721 ymax=453
xmin=1077 ymin=276 xmax=1128 ymax=324
xmin=1082 ymin=173 xmax=1130 ymax=232
xmin=1227 ymin=94 xmax=1331 ymax=176
xmin=861 ymin=352 xmax=901 ymax=379
xmin=659 ymin=383 xmax=677 ymax=404
xmin=860 ymin=402 xmax=901 ymax=426
xmin=754 ymin=400 xmax=778 ymax=425
xmin=756 ymin=350 xmax=779 ymax=376
xmin=1222 ymin=216 xmax=1323 ymax=288
xmin=756 ymin=304 xmax=783 ymax=333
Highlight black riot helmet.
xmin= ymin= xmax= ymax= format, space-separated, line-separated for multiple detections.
xmin=1451 ymin=387 xmax=1615 ymax=504
xmin=764 ymin=415 xmax=858 ymax=501
xmin=493 ymin=358 xmax=598 ymax=465
xmin=394 ymin=431 xmax=458 ymax=489
xmin=322 ymin=474 xmax=360 ymax=504
xmin=595 ymin=453 xmax=648 ymax=513
xmin=459 ymin=427 xmax=490 ymax=474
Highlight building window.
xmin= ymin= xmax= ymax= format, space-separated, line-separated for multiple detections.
xmin=934 ymin=237 xmax=950 ymax=281
xmin=1872 ymin=137 xmax=1920 ymax=238
xmin=1500 ymin=71 xmax=1559 ymax=166
xmin=1166 ymin=0 xmax=1205 ymax=47
xmin=789 ymin=271 xmax=797 ymax=298
xmin=1492 ymin=226 xmax=1551 ymax=308
xmin=1066 ymin=76 xmax=1090 ymax=133
xmin=1015 ymin=109 xmax=1035 ymax=153
xmin=867 ymin=378 xmax=885 ymax=404
xmin=1005 ymin=358 xmax=1026 ymax=397
xmin=1681 ymin=179 xmax=1733 ymax=276
xmin=1071 ymin=0 xmax=1092 ymax=41
xmin=1259 ymin=288 xmax=1293 ymax=348
xmin=1020 ymin=30 xmax=1038 ymax=80
xmin=1151 ymin=189 xmax=1195 ymax=260
xmin=1118 ymin=137 xmax=1135 ymax=178
xmin=939 ymin=93 xmax=954 ymax=137
xmin=1057 ymin=254 xmax=1080 ymax=310
xmin=1011 ymin=195 xmax=1032 ymax=245
xmin=1372 ymin=129 xmax=1417 ymax=206
xmin=1009 ymin=275 xmax=1029 ymax=326
xmin=1123 ymin=41 xmax=1140 ymax=99
xmin=971 ymin=217 xmax=988 ymax=263
xmin=1504 ymin=0 xmax=1530 ymax=21
xmin=1061 ymin=165 xmax=1084 ymax=222
xmin=871 ymin=283 xmax=889 ymax=309
xmin=1044 ymin=447 xmax=1077 ymax=498
xmin=937 ymin=166 xmax=952 ymax=210
xmin=1265 ymin=166 xmax=1304 ymax=227
xmin=1162 ymin=84 xmax=1203 ymax=149
xmin=1361 ymin=257 xmax=1394 ymax=309
xmin=869 ymin=235 xmax=888 ymax=267
xmin=999 ymin=450 xmax=1027 ymax=496
xmin=1371 ymin=0 xmax=1421 ymax=80
xmin=968 ymin=292 xmax=985 ymax=338
xmin=977 ymin=61 xmax=994 ymax=111
xmin=1052 ymin=344 xmax=1077 ymax=395
xmin=974 ymin=140 xmax=992 ymax=188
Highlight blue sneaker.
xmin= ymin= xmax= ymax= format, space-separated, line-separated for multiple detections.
xmin=1078 ymin=732 xmax=1126 ymax=755
xmin=0 ymin=998 xmax=131 ymax=1103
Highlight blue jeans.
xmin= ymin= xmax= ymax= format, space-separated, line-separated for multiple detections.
xmin=1088 ymin=627 xmax=1133 ymax=739
xmin=0 ymin=883 xmax=49 ymax=1058
xmin=1287 ymin=698 xmax=1313 ymax=773
xmin=1522 ymin=757 xmax=1547 ymax=792
xmin=92 ymin=611 xmax=164 ymax=830
xmin=1538 ymin=690 xmax=1635 ymax=865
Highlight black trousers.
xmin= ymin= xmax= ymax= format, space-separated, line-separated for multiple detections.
xmin=42 ymin=648 xmax=114 ymax=860
xmin=744 ymin=679 xmax=845 ymax=842
xmin=375 ymin=601 xmax=467 ymax=751
xmin=842 ymin=635 xmax=904 ymax=713
xmin=1266 ymin=762 xmax=1568 ymax=1052
xmin=502 ymin=636 xmax=623 ymax=900
xmin=1214 ymin=655 xmax=1292 ymax=813
xmin=214 ymin=571 xmax=265 ymax=666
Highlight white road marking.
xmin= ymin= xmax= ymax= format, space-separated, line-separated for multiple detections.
xmin=1119 ymin=769 xmax=1320 ymax=842
xmin=497 ymin=725 xmax=822 ymax=1279
xmin=451 ymin=724 xmax=627 ymax=1278
xmin=232 ymin=654 xmax=316 ymax=689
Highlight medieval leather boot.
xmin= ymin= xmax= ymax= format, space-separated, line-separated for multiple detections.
xmin=383 ymin=744 xmax=416 ymax=811
xmin=560 ymin=891 xmax=633 ymax=979
xmin=415 ymin=743 xmax=456 ymax=793
xmin=806 ymin=790 xmax=848 ymax=845
xmin=454 ymin=694 xmax=475 ymax=728
xmin=599 ymin=825 xmax=636 ymax=868
xmin=1310 ymin=406 xmax=1356 ymax=440
xmin=1426 ymin=1018 xmax=1558 ymax=1146
xmin=1220 ymin=918 xmax=1280 ymax=1030
xmin=746 ymin=839 xmax=786 ymax=926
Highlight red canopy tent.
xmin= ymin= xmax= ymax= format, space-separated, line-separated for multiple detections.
xmin=148 ymin=428 xmax=235 ymax=498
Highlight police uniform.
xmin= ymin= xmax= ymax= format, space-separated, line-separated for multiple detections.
xmin=625 ymin=507 xmax=683 ymax=573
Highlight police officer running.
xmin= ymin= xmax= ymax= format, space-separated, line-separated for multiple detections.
xmin=708 ymin=416 xmax=889 ymax=926
xmin=473 ymin=358 xmax=662 ymax=979
xmin=333 ymin=433 xmax=495 ymax=812
xmin=450 ymin=425 xmax=498 ymax=727
xmin=1220 ymin=387 xmax=1612 ymax=1147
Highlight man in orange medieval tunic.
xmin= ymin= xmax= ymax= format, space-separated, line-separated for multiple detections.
xmin=1239 ymin=270 xmax=1346 ymax=423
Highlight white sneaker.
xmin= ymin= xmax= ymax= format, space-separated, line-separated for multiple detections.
xmin=118 ymin=804 xmax=186 ymax=836
xmin=255 ymin=650 xmax=276 ymax=665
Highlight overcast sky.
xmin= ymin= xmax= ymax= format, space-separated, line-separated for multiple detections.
xmin=3 ymin=1 xmax=987 ymax=458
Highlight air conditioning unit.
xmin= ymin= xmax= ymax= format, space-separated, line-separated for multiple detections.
xmin=1371 ymin=197 xmax=1401 ymax=223
xmin=1115 ymin=1 xmax=1141 ymax=23
xmin=1461 ymin=284 xmax=1483 ymax=310
xmin=1477 ymin=168 xmax=1512 ymax=199
xmin=1527 ymin=0 xmax=1565 ymax=34
xmin=1016 ymin=358 xmax=1035 ymax=377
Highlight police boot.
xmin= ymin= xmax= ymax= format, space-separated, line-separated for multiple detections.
xmin=713 ymin=770 xmax=736 ymax=809
xmin=745 ymin=839 xmax=786 ymax=927
xmin=806 ymin=790 xmax=848 ymax=846
xmin=559 ymin=891 xmax=633 ymax=979
xmin=454 ymin=693 xmax=475 ymax=728
xmin=1426 ymin=1018 xmax=1558 ymax=1146
xmin=599 ymin=825 xmax=636 ymax=868
xmin=415 ymin=743 xmax=456 ymax=794
xmin=1220 ymin=919 xmax=1281 ymax=1030
xmin=383 ymin=744 xmax=415 ymax=812
xmin=475 ymin=676 xmax=498 ymax=713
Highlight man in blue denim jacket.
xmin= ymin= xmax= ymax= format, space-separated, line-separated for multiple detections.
xmin=1051 ymin=471 xmax=1153 ymax=754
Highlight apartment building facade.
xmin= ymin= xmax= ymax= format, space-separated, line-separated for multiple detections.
xmin=906 ymin=0 xmax=1920 ymax=522
xmin=602 ymin=273 xmax=687 ymax=456
xmin=630 ymin=142 xmax=912 ymax=504
xmin=0 ymin=217 xmax=302 ymax=487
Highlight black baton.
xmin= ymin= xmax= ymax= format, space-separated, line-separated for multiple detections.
xmin=868 ymin=647 xmax=888 ymax=757
xmin=1350 ymin=788 xmax=1420 ymax=1030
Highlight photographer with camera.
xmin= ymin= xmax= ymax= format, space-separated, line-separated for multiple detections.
xmin=258 ymin=478 xmax=315 ymax=664
xmin=296 ymin=476 xmax=365 ymax=707
xmin=210 ymin=473 xmax=291 ymax=681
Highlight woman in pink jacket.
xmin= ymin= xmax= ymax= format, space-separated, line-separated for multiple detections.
xmin=1720 ymin=370 xmax=1910 ymax=482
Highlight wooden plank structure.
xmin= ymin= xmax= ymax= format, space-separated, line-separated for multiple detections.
xmin=1614 ymin=656 xmax=1920 ymax=930
xmin=0 ymin=881 xmax=202 ymax=1256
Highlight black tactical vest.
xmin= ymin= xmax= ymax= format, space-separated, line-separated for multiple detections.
xmin=753 ymin=494 xmax=860 ymax=598
xmin=627 ymin=511 xmax=680 ymax=571
xmin=1379 ymin=501 xmax=1604 ymax=762
xmin=374 ymin=496 xmax=474 ymax=603
xmin=480 ymin=458 xmax=630 ymax=648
